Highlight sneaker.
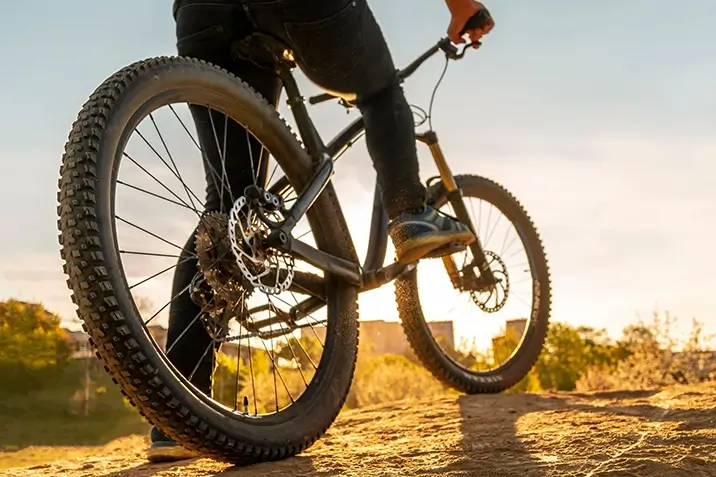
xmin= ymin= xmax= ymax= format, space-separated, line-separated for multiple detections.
xmin=388 ymin=206 xmax=476 ymax=264
xmin=147 ymin=426 xmax=197 ymax=463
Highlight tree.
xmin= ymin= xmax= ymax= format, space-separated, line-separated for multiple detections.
xmin=0 ymin=299 xmax=72 ymax=392
xmin=533 ymin=323 xmax=621 ymax=391
xmin=0 ymin=299 xmax=71 ymax=369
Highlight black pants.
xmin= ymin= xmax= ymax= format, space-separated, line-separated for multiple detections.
xmin=165 ymin=0 xmax=426 ymax=394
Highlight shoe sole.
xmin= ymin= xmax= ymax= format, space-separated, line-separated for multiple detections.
xmin=147 ymin=445 xmax=197 ymax=463
xmin=397 ymin=230 xmax=476 ymax=264
xmin=422 ymin=241 xmax=469 ymax=259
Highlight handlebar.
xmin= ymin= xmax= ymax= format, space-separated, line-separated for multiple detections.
xmin=308 ymin=9 xmax=490 ymax=106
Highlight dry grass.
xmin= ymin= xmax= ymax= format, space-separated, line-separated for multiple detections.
xmin=577 ymin=310 xmax=716 ymax=392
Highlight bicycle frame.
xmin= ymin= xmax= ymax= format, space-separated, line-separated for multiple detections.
xmin=251 ymin=36 xmax=496 ymax=296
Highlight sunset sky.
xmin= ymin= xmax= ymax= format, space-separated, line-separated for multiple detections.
xmin=0 ymin=0 xmax=714 ymax=343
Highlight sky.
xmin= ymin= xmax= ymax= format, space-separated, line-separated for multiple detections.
xmin=0 ymin=0 xmax=714 ymax=344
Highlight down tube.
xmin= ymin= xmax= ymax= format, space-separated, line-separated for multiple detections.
xmin=326 ymin=117 xmax=389 ymax=271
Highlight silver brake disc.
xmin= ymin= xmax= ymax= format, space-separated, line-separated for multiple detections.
xmin=228 ymin=196 xmax=294 ymax=295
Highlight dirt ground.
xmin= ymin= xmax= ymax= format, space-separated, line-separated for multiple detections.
xmin=2 ymin=383 xmax=716 ymax=477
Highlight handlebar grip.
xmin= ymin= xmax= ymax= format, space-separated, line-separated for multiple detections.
xmin=308 ymin=93 xmax=335 ymax=105
xmin=459 ymin=8 xmax=492 ymax=37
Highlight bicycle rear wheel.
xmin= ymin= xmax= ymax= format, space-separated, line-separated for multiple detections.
xmin=396 ymin=174 xmax=551 ymax=393
xmin=57 ymin=57 xmax=359 ymax=463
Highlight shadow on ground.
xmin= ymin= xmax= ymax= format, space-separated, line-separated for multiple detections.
xmin=10 ymin=384 xmax=716 ymax=476
xmin=97 ymin=392 xmax=544 ymax=477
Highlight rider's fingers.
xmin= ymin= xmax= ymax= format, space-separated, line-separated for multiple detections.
xmin=483 ymin=17 xmax=495 ymax=34
xmin=467 ymin=28 xmax=484 ymax=46
xmin=448 ymin=22 xmax=466 ymax=44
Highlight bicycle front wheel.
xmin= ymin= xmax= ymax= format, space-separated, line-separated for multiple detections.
xmin=395 ymin=174 xmax=551 ymax=393
xmin=57 ymin=57 xmax=359 ymax=463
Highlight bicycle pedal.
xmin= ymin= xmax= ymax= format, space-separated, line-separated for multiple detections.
xmin=423 ymin=242 xmax=466 ymax=259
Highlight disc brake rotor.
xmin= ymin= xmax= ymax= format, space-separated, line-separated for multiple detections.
xmin=470 ymin=250 xmax=510 ymax=313
xmin=228 ymin=195 xmax=294 ymax=295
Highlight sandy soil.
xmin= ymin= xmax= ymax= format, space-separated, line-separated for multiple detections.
xmin=2 ymin=383 xmax=716 ymax=477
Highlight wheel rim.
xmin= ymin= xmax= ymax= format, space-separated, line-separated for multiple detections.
xmin=107 ymin=87 xmax=337 ymax=419
xmin=413 ymin=184 xmax=544 ymax=377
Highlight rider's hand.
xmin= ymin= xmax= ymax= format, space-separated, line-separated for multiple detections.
xmin=446 ymin=0 xmax=494 ymax=45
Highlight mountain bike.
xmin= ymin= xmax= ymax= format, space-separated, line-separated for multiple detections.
xmin=57 ymin=22 xmax=551 ymax=465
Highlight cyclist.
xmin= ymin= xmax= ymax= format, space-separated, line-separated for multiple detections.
xmin=148 ymin=0 xmax=494 ymax=462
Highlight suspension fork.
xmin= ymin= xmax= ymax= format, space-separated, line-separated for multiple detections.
xmin=416 ymin=131 xmax=497 ymax=287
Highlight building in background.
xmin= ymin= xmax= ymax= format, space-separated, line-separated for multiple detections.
xmin=491 ymin=318 xmax=528 ymax=362
xmin=65 ymin=324 xmax=253 ymax=362
xmin=309 ymin=320 xmax=455 ymax=355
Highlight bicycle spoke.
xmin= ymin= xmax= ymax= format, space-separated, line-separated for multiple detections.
xmin=118 ymin=180 xmax=201 ymax=214
xmin=247 ymin=339 xmax=258 ymax=415
xmin=169 ymin=104 xmax=201 ymax=151
xmin=166 ymin=295 xmax=217 ymax=355
xmin=256 ymin=299 xmax=294 ymax=410
xmin=246 ymin=128 xmax=259 ymax=187
xmin=282 ymin=329 xmax=311 ymax=385
xmin=499 ymin=226 xmax=512 ymax=256
xmin=269 ymin=305 xmax=280 ymax=412
xmin=143 ymin=283 xmax=191 ymax=326
xmin=147 ymin=113 xmax=202 ymax=210
xmin=173 ymin=103 xmax=236 ymax=212
xmin=207 ymin=107 xmax=236 ymax=209
xmin=484 ymin=207 xmax=502 ymax=246
xmin=219 ymin=114 xmax=228 ymax=212
xmin=281 ymin=297 xmax=320 ymax=372
xmin=233 ymin=295 xmax=247 ymax=413
xmin=128 ymin=256 xmax=193 ymax=290
xmin=188 ymin=340 xmax=216 ymax=382
xmin=233 ymin=336 xmax=243 ymax=412
xmin=116 ymin=215 xmax=195 ymax=257
xmin=119 ymin=250 xmax=181 ymax=259
xmin=122 ymin=152 xmax=199 ymax=218
xmin=266 ymin=163 xmax=279 ymax=190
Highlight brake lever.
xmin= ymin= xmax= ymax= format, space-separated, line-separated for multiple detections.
xmin=456 ymin=41 xmax=481 ymax=58
xmin=443 ymin=40 xmax=481 ymax=60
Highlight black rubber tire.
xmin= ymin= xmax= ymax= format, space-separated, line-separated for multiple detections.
xmin=395 ymin=174 xmax=551 ymax=394
xmin=57 ymin=57 xmax=360 ymax=464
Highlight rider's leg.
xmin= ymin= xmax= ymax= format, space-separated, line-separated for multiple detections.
xmin=149 ymin=0 xmax=282 ymax=462
xmin=247 ymin=0 xmax=475 ymax=263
